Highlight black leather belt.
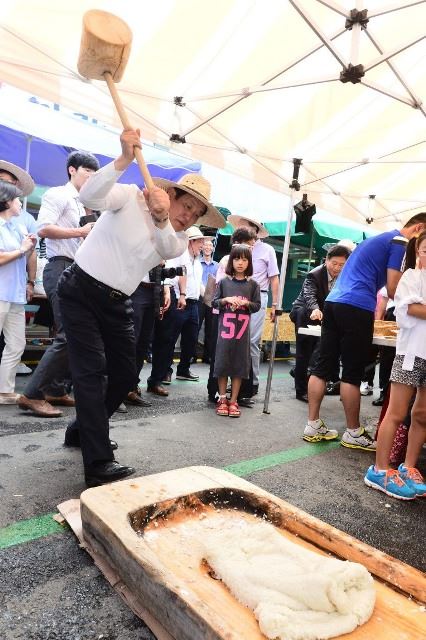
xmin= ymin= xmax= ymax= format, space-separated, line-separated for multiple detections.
xmin=48 ymin=256 xmax=74 ymax=264
xmin=72 ymin=264 xmax=128 ymax=300
xmin=186 ymin=298 xmax=198 ymax=304
xmin=261 ymin=289 xmax=268 ymax=293
xmin=138 ymin=281 xmax=155 ymax=288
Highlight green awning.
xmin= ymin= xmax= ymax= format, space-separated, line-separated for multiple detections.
xmin=218 ymin=208 xmax=378 ymax=253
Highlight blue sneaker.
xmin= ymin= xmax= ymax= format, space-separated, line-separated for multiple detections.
xmin=364 ymin=465 xmax=416 ymax=500
xmin=398 ymin=464 xmax=426 ymax=498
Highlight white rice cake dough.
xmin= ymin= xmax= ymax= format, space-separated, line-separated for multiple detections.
xmin=202 ymin=520 xmax=375 ymax=640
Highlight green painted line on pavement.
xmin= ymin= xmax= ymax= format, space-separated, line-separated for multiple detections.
xmin=0 ymin=440 xmax=338 ymax=550
xmin=0 ymin=512 xmax=64 ymax=550
xmin=224 ymin=441 xmax=341 ymax=477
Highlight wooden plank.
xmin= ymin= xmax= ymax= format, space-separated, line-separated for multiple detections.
xmin=79 ymin=467 xmax=426 ymax=640
xmin=58 ymin=499 xmax=174 ymax=640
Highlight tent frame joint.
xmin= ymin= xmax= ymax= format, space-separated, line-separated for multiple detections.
xmin=345 ymin=9 xmax=369 ymax=30
xmin=173 ymin=96 xmax=186 ymax=107
xmin=340 ymin=63 xmax=365 ymax=83
xmin=169 ymin=133 xmax=186 ymax=144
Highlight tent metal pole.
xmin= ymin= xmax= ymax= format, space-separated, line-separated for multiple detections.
xmin=307 ymin=227 xmax=315 ymax=269
xmin=368 ymin=0 xmax=426 ymax=19
xmin=22 ymin=134 xmax=32 ymax=211
xmin=263 ymin=160 xmax=301 ymax=414
xmin=349 ymin=0 xmax=363 ymax=67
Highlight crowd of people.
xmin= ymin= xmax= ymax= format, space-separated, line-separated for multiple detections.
xmin=1 ymin=133 xmax=425 ymax=497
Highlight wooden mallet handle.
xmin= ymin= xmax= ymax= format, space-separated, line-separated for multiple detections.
xmin=103 ymin=72 xmax=154 ymax=190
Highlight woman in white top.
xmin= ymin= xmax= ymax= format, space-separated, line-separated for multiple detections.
xmin=365 ymin=230 xmax=426 ymax=500
xmin=0 ymin=182 xmax=37 ymax=403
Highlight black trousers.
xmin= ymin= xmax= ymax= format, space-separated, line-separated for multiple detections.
xmin=198 ymin=301 xmax=214 ymax=361
xmin=58 ymin=266 xmax=136 ymax=468
xmin=290 ymin=307 xmax=320 ymax=396
xmin=24 ymin=258 xmax=73 ymax=399
xmin=148 ymin=291 xmax=177 ymax=387
xmin=131 ymin=284 xmax=156 ymax=389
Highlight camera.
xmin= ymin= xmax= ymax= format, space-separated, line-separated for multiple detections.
xmin=148 ymin=265 xmax=187 ymax=318
xmin=79 ymin=212 xmax=101 ymax=227
xmin=148 ymin=265 xmax=186 ymax=283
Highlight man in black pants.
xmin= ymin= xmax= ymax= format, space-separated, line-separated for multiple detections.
xmin=18 ymin=150 xmax=99 ymax=417
xmin=58 ymin=129 xmax=225 ymax=487
xmin=290 ymin=244 xmax=350 ymax=402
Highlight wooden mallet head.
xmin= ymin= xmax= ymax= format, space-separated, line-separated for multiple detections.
xmin=77 ymin=9 xmax=132 ymax=82
xmin=77 ymin=10 xmax=155 ymax=190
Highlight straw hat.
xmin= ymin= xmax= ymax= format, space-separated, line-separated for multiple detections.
xmin=186 ymin=226 xmax=205 ymax=241
xmin=153 ymin=174 xmax=226 ymax=229
xmin=0 ymin=160 xmax=34 ymax=196
xmin=226 ymin=214 xmax=268 ymax=239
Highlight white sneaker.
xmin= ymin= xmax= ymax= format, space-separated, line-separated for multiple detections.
xmin=341 ymin=428 xmax=376 ymax=450
xmin=16 ymin=363 xmax=32 ymax=375
xmin=303 ymin=420 xmax=339 ymax=443
xmin=360 ymin=381 xmax=373 ymax=396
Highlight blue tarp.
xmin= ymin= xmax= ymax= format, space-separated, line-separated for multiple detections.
xmin=0 ymin=123 xmax=200 ymax=190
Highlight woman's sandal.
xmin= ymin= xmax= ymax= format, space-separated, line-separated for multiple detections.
xmin=216 ymin=397 xmax=229 ymax=416
xmin=228 ymin=401 xmax=241 ymax=418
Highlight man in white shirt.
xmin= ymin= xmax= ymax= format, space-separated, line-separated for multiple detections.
xmin=18 ymin=150 xmax=99 ymax=418
xmin=147 ymin=227 xmax=205 ymax=395
xmin=57 ymin=129 xmax=225 ymax=487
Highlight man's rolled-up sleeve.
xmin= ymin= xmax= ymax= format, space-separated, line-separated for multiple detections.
xmin=79 ymin=162 xmax=128 ymax=211
xmin=37 ymin=190 xmax=66 ymax=231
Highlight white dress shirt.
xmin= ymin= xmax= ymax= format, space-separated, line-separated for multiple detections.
xmin=76 ymin=162 xmax=188 ymax=296
xmin=167 ymin=249 xmax=203 ymax=300
xmin=37 ymin=181 xmax=86 ymax=259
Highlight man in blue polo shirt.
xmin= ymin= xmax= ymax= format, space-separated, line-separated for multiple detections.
xmin=303 ymin=214 xmax=426 ymax=450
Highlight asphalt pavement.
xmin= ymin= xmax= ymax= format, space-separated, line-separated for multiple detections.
xmin=1 ymin=360 xmax=425 ymax=640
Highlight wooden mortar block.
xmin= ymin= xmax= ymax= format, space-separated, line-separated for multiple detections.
xmin=80 ymin=466 xmax=426 ymax=640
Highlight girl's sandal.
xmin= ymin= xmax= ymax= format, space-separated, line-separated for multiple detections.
xmin=228 ymin=402 xmax=241 ymax=418
xmin=216 ymin=397 xmax=229 ymax=417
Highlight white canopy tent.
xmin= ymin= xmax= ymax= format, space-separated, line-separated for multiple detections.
xmin=1 ymin=0 xmax=425 ymax=412
xmin=1 ymin=0 xmax=425 ymax=229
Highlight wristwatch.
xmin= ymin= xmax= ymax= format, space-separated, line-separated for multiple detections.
xmin=27 ymin=280 xmax=35 ymax=286
xmin=180 ymin=292 xmax=187 ymax=297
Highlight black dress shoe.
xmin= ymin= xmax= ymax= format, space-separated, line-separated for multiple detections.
xmin=64 ymin=429 xmax=118 ymax=450
xmin=239 ymin=397 xmax=255 ymax=408
xmin=84 ymin=461 xmax=135 ymax=488
xmin=296 ymin=393 xmax=308 ymax=403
